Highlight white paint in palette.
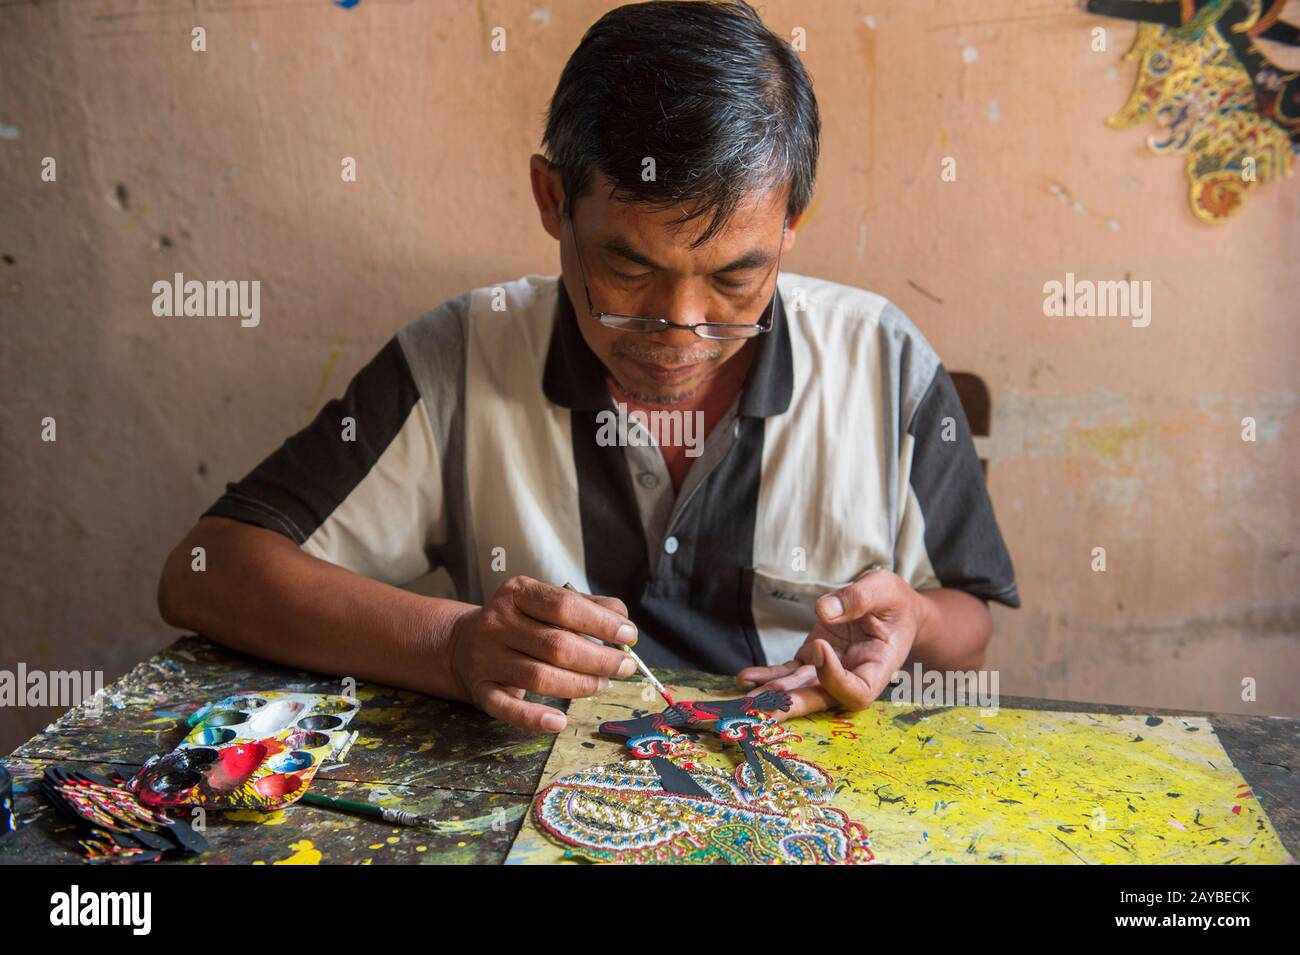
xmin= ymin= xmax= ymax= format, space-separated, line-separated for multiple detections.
xmin=247 ymin=698 xmax=306 ymax=735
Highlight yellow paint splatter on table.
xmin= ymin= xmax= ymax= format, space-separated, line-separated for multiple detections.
xmin=273 ymin=839 xmax=322 ymax=865
xmin=796 ymin=705 xmax=1291 ymax=864
xmin=226 ymin=809 xmax=289 ymax=825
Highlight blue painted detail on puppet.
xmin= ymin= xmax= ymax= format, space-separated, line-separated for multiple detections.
xmin=625 ymin=732 xmax=674 ymax=757
xmin=715 ymin=715 xmax=762 ymax=741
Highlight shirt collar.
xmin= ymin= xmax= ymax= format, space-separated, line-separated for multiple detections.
xmin=542 ymin=278 xmax=793 ymax=417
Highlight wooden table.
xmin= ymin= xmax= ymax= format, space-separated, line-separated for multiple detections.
xmin=3 ymin=635 xmax=1297 ymax=864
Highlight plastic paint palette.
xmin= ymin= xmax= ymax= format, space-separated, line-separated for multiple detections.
xmin=129 ymin=691 xmax=360 ymax=811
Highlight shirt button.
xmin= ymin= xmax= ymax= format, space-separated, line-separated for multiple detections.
xmin=638 ymin=472 xmax=660 ymax=489
xmin=663 ymin=536 xmax=679 ymax=555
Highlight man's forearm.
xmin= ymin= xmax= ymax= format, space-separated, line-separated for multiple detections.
xmin=909 ymin=587 xmax=993 ymax=672
xmin=157 ymin=517 xmax=472 ymax=701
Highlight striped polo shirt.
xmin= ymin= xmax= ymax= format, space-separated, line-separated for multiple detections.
xmin=204 ymin=272 xmax=1019 ymax=674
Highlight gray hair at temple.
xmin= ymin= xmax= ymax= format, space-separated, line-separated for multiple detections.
xmin=540 ymin=0 xmax=821 ymax=248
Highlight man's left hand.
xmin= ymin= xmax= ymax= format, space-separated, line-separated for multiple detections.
xmin=736 ymin=569 xmax=930 ymax=719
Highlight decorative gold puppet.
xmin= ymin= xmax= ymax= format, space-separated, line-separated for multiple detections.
xmin=1088 ymin=0 xmax=1299 ymax=221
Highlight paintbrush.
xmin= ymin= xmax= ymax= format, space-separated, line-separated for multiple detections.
xmin=299 ymin=791 xmax=440 ymax=830
xmin=562 ymin=582 xmax=675 ymax=707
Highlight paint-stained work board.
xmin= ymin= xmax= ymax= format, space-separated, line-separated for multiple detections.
xmin=508 ymin=681 xmax=1293 ymax=864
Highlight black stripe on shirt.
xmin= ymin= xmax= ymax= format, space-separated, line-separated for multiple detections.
xmin=573 ymin=402 xmax=770 ymax=674
xmin=908 ymin=365 xmax=1021 ymax=607
xmin=573 ymin=406 xmax=652 ymax=603
xmin=202 ymin=337 xmax=421 ymax=545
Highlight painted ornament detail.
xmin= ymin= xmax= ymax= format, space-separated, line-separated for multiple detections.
xmin=533 ymin=693 xmax=878 ymax=864
xmin=1089 ymin=0 xmax=1300 ymax=222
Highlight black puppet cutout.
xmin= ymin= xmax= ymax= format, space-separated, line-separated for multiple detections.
xmin=598 ymin=691 xmax=800 ymax=791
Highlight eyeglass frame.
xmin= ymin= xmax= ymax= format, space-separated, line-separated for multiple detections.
xmin=565 ymin=210 xmax=786 ymax=340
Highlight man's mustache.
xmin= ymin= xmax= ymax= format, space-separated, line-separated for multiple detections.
xmin=611 ymin=339 xmax=725 ymax=365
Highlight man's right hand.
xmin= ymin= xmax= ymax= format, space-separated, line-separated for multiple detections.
xmin=447 ymin=576 xmax=639 ymax=733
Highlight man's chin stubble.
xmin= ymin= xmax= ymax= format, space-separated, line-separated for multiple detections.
xmin=615 ymin=380 xmax=700 ymax=404
xmin=609 ymin=340 xmax=724 ymax=405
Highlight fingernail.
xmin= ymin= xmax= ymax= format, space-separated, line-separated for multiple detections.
xmin=618 ymin=658 xmax=637 ymax=678
xmin=596 ymin=677 xmax=610 ymax=692
xmin=817 ymin=595 xmax=843 ymax=620
xmin=737 ymin=679 xmax=755 ymax=689
xmin=616 ymin=623 xmax=637 ymax=643
xmin=812 ymin=645 xmax=824 ymax=667
xmin=541 ymin=713 xmax=566 ymax=732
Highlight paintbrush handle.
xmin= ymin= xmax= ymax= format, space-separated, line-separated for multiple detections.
xmin=623 ymin=645 xmax=669 ymax=697
xmin=300 ymin=792 xmax=439 ymax=830
xmin=563 ymin=582 xmax=674 ymax=706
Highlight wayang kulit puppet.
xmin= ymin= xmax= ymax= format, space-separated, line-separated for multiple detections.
xmin=1088 ymin=0 xmax=1299 ymax=221
xmin=532 ymin=691 xmax=877 ymax=864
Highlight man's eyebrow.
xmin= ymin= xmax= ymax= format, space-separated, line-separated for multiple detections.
xmin=599 ymin=237 xmax=774 ymax=274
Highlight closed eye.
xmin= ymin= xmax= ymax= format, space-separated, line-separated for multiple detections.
xmin=713 ymin=276 xmax=750 ymax=290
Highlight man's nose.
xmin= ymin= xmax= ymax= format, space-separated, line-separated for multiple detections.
xmin=647 ymin=280 xmax=710 ymax=341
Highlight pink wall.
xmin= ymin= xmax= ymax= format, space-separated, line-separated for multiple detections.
xmin=2 ymin=0 xmax=1297 ymax=750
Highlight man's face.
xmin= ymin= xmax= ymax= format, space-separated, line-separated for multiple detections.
xmin=550 ymin=169 xmax=795 ymax=405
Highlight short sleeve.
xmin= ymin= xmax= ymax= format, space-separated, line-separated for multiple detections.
xmin=893 ymin=364 xmax=1020 ymax=607
xmin=202 ymin=337 xmax=444 ymax=586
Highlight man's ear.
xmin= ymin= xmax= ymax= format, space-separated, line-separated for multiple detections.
xmin=529 ymin=154 xmax=565 ymax=241
xmin=782 ymin=210 xmax=805 ymax=251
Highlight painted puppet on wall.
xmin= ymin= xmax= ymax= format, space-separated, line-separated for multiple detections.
xmin=532 ymin=692 xmax=878 ymax=864
xmin=1088 ymin=0 xmax=1299 ymax=221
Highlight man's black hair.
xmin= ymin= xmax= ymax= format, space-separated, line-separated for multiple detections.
xmin=541 ymin=0 xmax=820 ymax=247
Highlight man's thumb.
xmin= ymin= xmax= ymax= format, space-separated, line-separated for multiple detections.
xmin=816 ymin=591 xmax=847 ymax=623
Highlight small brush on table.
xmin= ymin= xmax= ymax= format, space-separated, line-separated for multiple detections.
xmin=299 ymin=791 xmax=440 ymax=830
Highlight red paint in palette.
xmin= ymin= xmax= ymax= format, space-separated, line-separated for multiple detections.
xmin=205 ymin=742 xmax=268 ymax=792
xmin=253 ymin=772 xmax=304 ymax=799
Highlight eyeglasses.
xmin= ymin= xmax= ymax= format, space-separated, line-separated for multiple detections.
xmin=567 ymin=214 xmax=785 ymax=340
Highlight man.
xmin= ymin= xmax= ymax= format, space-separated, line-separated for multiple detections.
xmin=158 ymin=0 xmax=1018 ymax=734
